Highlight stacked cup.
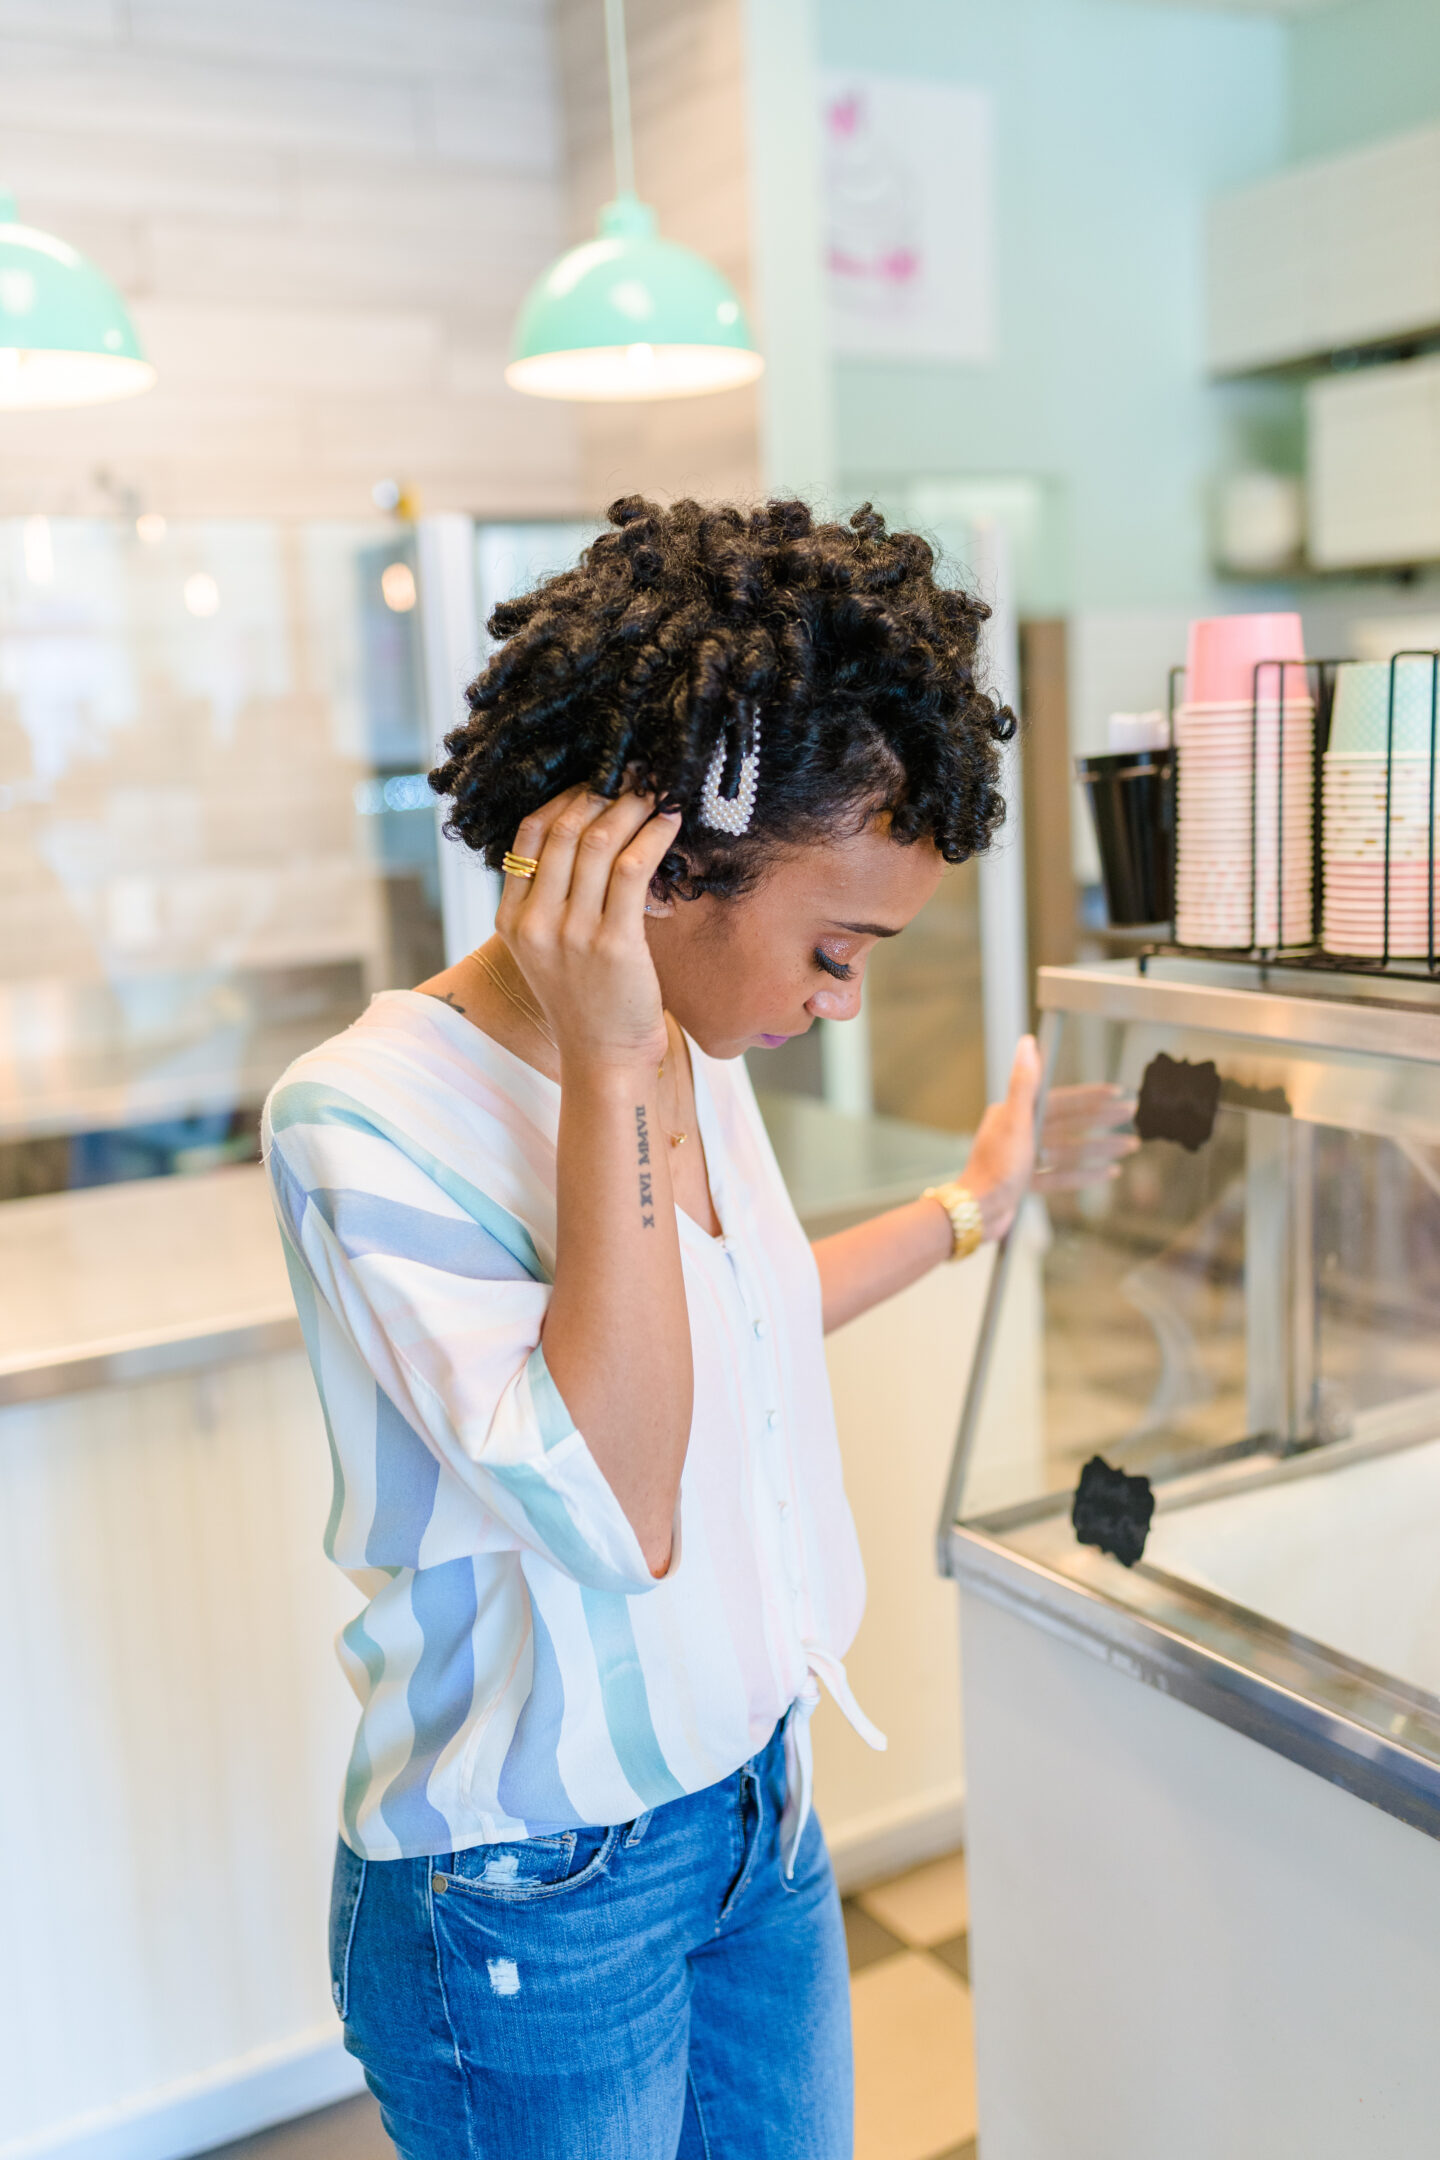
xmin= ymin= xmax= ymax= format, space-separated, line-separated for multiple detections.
xmin=1321 ymin=658 xmax=1440 ymax=959
xmin=1175 ymin=614 xmax=1314 ymax=949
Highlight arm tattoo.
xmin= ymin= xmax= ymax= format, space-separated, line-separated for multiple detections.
xmin=635 ymin=1105 xmax=655 ymax=1228
xmin=421 ymin=989 xmax=467 ymax=1013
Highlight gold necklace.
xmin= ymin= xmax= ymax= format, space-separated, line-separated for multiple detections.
xmin=472 ymin=948 xmax=553 ymax=1041
xmin=657 ymin=1035 xmax=688 ymax=1150
xmin=474 ymin=948 xmax=687 ymax=1149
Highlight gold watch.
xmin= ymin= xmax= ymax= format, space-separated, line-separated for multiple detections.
xmin=922 ymin=1178 xmax=985 ymax=1261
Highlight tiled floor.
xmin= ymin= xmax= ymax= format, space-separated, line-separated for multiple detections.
xmin=845 ymin=1850 xmax=976 ymax=2160
xmin=202 ymin=1850 xmax=976 ymax=2160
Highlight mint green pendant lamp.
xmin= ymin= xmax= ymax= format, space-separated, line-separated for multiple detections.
xmin=506 ymin=0 xmax=762 ymax=403
xmin=0 ymin=191 xmax=155 ymax=408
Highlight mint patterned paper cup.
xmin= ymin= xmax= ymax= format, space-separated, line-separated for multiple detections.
xmin=1329 ymin=659 xmax=1440 ymax=757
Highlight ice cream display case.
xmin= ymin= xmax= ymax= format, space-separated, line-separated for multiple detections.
xmin=942 ymin=956 xmax=1440 ymax=2159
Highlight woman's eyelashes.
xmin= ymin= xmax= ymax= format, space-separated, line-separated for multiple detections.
xmin=813 ymin=947 xmax=855 ymax=982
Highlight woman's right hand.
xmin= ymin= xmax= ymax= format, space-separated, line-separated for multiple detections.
xmin=499 ymin=787 xmax=694 ymax=1575
xmin=495 ymin=786 xmax=682 ymax=1077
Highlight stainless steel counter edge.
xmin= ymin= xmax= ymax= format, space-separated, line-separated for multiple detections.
xmin=947 ymin=1523 xmax=1440 ymax=1847
xmin=1037 ymin=959 xmax=1440 ymax=1064
xmin=0 ymin=1311 xmax=304 ymax=1405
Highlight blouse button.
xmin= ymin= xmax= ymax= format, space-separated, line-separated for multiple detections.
xmin=766 ymin=1409 xmax=779 ymax=1431
xmin=753 ymin=1318 xmax=767 ymax=1338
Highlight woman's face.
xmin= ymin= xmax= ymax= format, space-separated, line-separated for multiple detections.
xmin=645 ymin=818 xmax=946 ymax=1061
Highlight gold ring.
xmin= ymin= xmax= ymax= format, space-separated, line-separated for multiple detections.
xmin=502 ymin=851 xmax=540 ymax=881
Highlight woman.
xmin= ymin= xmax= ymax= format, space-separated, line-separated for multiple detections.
xmin=264 ymin=497 xmax=1129 ymax=2159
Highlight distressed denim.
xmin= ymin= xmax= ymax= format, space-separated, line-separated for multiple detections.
xmin=329 ymin=1720 xmax=852 ymax=2159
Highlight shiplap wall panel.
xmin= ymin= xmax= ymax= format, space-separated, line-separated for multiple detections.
xmin=0 ymin=1352 xmax=358 ymax=2145
xmin=555 ymin=0 xmax=761 ymax=511
xmin=0 ymin=2 xmax=580 ymax=517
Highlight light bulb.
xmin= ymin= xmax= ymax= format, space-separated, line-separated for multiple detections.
xmin=380 ymin=561 xmax=417 ymax=613
xmin=184 ymin=572 xmax=220 ymax=618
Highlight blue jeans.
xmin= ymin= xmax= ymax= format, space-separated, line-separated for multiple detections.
xmin=329 ymin=1720 xmax=852 ymax=2159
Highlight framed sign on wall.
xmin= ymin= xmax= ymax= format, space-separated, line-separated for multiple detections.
xmin=820 ymin=73 xmax=995 ymax=363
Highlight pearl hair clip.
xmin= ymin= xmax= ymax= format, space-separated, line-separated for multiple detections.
xmin=698 ymin=703 xmax=761 ymax=836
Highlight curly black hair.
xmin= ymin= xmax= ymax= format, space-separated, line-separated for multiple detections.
xmin=430 ymin=495 xmax=1013 ymax=900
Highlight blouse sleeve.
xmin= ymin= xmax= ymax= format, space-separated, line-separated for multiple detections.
xmin=264 ymin=1077 xmax=661 ymax=1597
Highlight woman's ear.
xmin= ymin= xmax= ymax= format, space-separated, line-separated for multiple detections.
xmin=644 ymin=883 xmax=676 ymax=918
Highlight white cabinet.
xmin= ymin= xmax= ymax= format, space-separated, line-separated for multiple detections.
xmin=1307 ymin=355 xmax=1440 ymax=568
xmin=1319 ymin=132 xmax=1440 ymax=353
xmin=0 ymin=1351 xmax=363 ymax=2160
xmin=1207 ymin=166 xmax=1312 ymax=374
xmin=960 ymin=1586 xmax=1440 ymax=2160
xmin=815 ymin=1208 xmax=1046 ymax=1891
xmin=1207 ymin=125 xmax=1440 ymax=373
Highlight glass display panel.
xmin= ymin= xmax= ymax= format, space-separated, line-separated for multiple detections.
xmin=0 ymin=516 xmax=442 ymax=1200
xmin=946 ymin=963 xmax=1440 ymax=1777
xmin=956 ymin=990 xmax=1440 ymax=1529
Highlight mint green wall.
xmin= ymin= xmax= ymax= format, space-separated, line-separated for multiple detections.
xmin=1289 ymin=0 xmax=1440 ymax=161
xmin=819 ymin=0 xmax=1289 ymax=610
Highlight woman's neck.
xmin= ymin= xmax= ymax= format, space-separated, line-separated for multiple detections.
xmin=416 ymin=939 xmax=563 ymax=1083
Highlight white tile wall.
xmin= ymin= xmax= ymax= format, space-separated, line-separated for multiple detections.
xmin=0 ymin=45 xmax=424 ymax=153
xmin=555 ymin=0 xmax=760 ymax=510
xmin=128 ymin=0 xmax=550 ymax=84
xmin=0 ymin=1 xmax=580 ymax=517
xmin=0 ymin=0 xmax=766 ymax=519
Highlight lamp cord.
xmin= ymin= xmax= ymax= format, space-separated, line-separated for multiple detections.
xmin=603 ymin=0 xmax=636 ymax=200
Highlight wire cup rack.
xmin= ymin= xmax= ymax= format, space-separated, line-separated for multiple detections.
xmin=1148 ymin=649 xmax=1440 ymax=982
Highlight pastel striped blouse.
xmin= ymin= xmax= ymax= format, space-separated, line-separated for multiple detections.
xmin=263 ymin=990 xmax=881 ymax=1864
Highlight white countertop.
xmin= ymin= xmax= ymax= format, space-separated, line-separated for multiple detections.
xmin=0 ymin=1096 xmax=966 ymax=1402
xmin=0 ymin=1164 xmax=297 ymax=1401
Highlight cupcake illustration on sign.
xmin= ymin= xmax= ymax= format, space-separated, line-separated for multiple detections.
xmin=824 ymin=88 xmax=921 ymax=320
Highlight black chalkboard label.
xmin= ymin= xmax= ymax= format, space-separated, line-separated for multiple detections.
xmin=1135 ymin=1052 xmax=1221 ymax=1153
xmin=1072 ymin=1455 xmax=1155 ymax=1568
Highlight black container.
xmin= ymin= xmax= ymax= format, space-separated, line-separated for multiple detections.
xmin=1076 ymin=748 xmax=1175 ymax=926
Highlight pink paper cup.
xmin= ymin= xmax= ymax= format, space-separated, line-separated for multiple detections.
xmin=1185 ymin=614 xmax=1306 ymax=706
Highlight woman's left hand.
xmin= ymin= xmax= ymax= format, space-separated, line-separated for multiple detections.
xmin=964 ymin=1035 xmax=1137 ymax=1243
xmin=814 ymin=1037 xmax=1137 ymax=1333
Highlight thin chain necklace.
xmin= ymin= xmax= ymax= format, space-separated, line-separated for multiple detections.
xmin=473 ymin=946 xmax=551 ymax=1039
xmin=470 ymin=947 xmax=688 ymax=1149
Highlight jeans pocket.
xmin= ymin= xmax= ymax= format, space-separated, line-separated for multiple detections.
xmin=328 ymin=1838 xmax=368 ymax=2023
xmin=436 ymin=1824 xmax=620 ymax=1902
